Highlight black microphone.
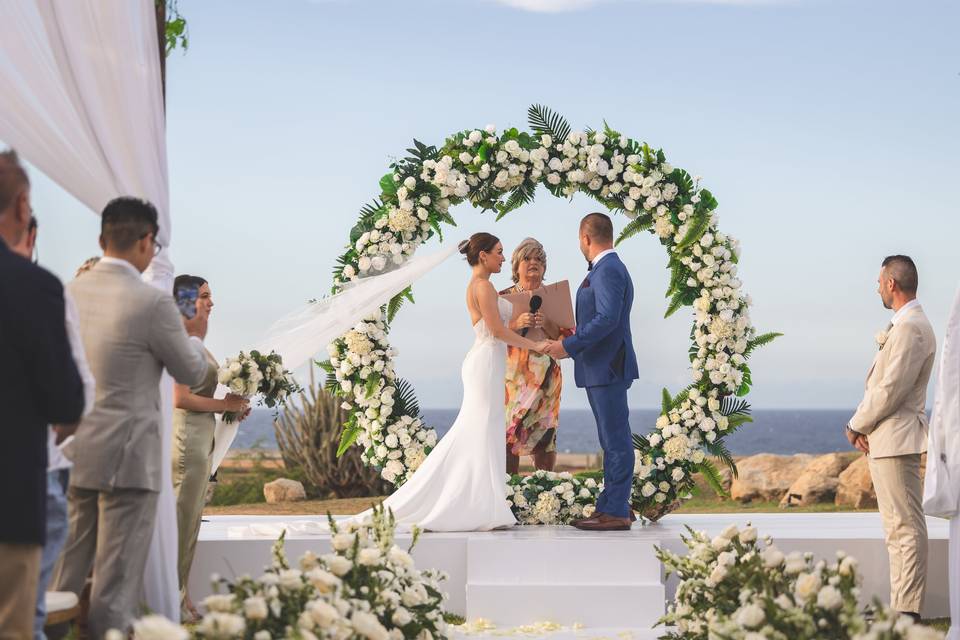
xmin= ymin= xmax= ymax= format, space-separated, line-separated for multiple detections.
xmin=521 ymin=295 xmax=543 ymax=337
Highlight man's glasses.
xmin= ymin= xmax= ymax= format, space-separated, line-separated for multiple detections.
xmin=140 ymin=231 xmax=163 ymax=256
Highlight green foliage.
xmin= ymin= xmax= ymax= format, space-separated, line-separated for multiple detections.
xmin=661 ymin=387 xmax=673 ymax=414
xmin=386 ymin=286 xmax=414 ymax=325
xmin=391 ymin=378 xmax=422 ymax=420
xmin=719 ymin=396 xmax=751 ymax=417
xmin=744 ymin=331 xmax=784 ymax=358
xmin=702 ymin=439 xmax=738 ymax=478
xmin=695 ymin=459 xmax=730 ymax=498
xmin=614 ymin=213 xmax=654 ymax=246
xmin=675 ymin=211 xmax=711 ymax=251
xmin=527 ymin=104 xmax=571 ymax=144
xmin=161 ymin=1 xmax=188 ymax=55
xmin=496 ymin=181 xmax=538 ymax=220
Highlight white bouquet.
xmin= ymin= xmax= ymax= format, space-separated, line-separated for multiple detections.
xmin=657 ymin=523 xmax=943 ymax=640
xmin=218 ymin=350 xmax=300 ymax=423
xmin=507 ymin=471 xmax=602 ymax=525
xmin=126 ymin=505 xmax=449 ymax=640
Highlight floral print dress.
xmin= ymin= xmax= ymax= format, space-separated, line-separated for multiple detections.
xmin=501 ymin=285 xmax=562 ymax=456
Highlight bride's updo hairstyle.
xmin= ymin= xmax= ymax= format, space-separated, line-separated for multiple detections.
xmin=458 ymin=232 xmax=500 ymax=266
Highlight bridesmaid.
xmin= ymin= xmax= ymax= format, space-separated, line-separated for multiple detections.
xmin=170 ymin=275 xmax=248 ymax=619
xmin=500 ymin=238 xmax=569 ymax=474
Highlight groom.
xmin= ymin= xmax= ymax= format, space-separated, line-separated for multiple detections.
xmin=545 ymin=213 xmax=639 ymax=531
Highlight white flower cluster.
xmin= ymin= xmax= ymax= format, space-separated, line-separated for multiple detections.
xmin=658 ymin=523 xmax=944 ymax=640
xmin=328 ymin=317 xmax=437 ymax=486
xmin=507 ymin=471 xmax=601 ymax=525
xmin=126 ymin=507 xmax=448 ymax=640
xmin=218 ymin=352 xmax=263 ymax=397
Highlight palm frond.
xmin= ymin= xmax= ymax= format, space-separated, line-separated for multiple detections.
xmin=744 ymin=332 xmax=783 ymax=358
xmin=496 ymin=181 xmax=537 ymax=220
xmin=615 ymin=213 xmax=654 ymax=246
xmin=527 ymin=104 xmax=571 ymax=144
xmin=702 ymin=439 xmax=738 ymax=478
xmin=719 ymin=396 xmax=751 ymax=417
xmin=696 ymin=459 xmax=730 ymax=498
xmin=391 ymin=378 xmax=421 ymax=420
xmin=633 ymin=432 xmax=652 ymax=453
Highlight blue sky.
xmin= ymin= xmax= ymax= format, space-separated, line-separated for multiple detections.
xmin=16 ymin=0 xmax=959 ymax=409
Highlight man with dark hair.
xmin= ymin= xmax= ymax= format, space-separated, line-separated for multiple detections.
xmin=54 ymin=196 xmax=208 ymax=637
xmin=0 ymin=150 xmax=85 ymax=637
xmin=545 ymin=212 xmax=639 ymax=530
xmin=846 ymin=254 xmax=935 ymax=622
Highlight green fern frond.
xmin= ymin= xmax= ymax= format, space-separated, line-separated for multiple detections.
xmin=615 ymin=213 xmax=654 ymax=246
xmin=661 ymin=387 xmax=673 ymax=414
xmin=386 ymin=286 xmax=413 ymax=325
xmin=702 ymin=439 xmax=738 ymax=478
xmin=719 ymin=397 xmax=751 ymax=417
xmin=697 ymin=459 xmax=730 ymax=498
xmin=675 ymin=212 xmax=711 ymax=252
xmin=744 ymin=332 xmax=783 ymax=357
xmin=496 ymin=181 xmax=537 ymax=220
xmin=527 ymin=104 xmax=571 ymax=144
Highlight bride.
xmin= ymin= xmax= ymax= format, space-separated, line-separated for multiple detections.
xmin=355 ymin=232 xmax=549 ymax=532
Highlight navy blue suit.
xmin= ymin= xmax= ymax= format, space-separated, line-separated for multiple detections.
xmin=562 ymin=252 xmax=638 ymax=518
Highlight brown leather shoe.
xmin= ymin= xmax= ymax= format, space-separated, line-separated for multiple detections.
xmin=573 ymin=513 xmax=631 ymax=531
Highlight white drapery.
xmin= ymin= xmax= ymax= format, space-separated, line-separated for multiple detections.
xmin=924 ymin=284 xmax=960 ymax=638
xmin=0 ymin=0 xmax=179 ymax=620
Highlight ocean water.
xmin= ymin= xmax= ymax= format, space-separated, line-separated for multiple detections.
xmin=231 ymin=408 xmax=859 ymax=456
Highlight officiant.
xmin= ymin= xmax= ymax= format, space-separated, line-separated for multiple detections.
xmin=500 ymin=238 xmax=571 ymax=474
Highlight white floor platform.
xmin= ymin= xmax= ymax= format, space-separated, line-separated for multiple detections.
xmin=191 ymin=512 xmax=951 ymax=630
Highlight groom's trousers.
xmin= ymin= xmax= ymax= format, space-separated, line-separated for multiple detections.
xmin=586 ymin=381 xmax=634 ymax=519
xmin=868 ymin=453 xmax=927 ymax=614
xmin=54 ymin=486 xmax=159 ymax=638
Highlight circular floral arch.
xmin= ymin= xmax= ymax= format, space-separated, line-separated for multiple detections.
xmin=320 ymin=105 xmax=779 ymax=518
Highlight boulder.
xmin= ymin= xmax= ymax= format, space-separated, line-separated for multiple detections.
xmin=263 ymin=478 xmax=306 ymax=503
xmin=833 ymin=453 xmax=927 ymax=509
xmin=835 ymin=455 xmax=875 ymax=509
xmin=730 ymin=454 xmax=814 ymax=503
xmin=780 ymin=453 xmax=855 ymax=507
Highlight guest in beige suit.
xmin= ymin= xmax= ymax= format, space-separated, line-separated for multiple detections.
xmin=53 ymin=197 xmax=208 ymax=638
xmin=847 ymin=254 xmax=936 ymax=622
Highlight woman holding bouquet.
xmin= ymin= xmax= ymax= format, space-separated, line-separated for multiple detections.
xmin=500 ymin=238 xmax=570 ymax=474
xmin=170 ymin=274 xmax=248 ymax=620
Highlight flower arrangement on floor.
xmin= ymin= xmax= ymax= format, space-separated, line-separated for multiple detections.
xmin=507 ymin=471 xmax=602 ymax=525
xmin=218 ymin=350 xmax=300 ymax=423
xmin=657 ymin=523 xmax=943 ymax=640
xmin=123 ymin=505 xmax=448 ymax=640
xmin=319 ymin=105 xmax=779 ymax=513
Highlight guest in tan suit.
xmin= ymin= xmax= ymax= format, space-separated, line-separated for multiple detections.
xmin=53 ymin=198 xmax=208 ymax=638
xmin=847 ymin=254 xmax=936 ymax=622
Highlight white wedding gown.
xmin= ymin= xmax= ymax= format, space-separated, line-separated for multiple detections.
xmin=357 ymin=297 xmax=517 ymax=532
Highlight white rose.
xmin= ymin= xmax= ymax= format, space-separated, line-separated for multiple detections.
xmin=203 ymin=594 xmax=236 ymax=613
xmin=198 ymin=612 xmax=246 ymax=638
xmin=323 ymin=553 xmax=352 ymax=576
xmin=762 ymin=546 xmax=785 ymax=568
xmin=132 ymin=614 xmax=190 ymax=640
xmin=308 ymin=599 xmax=341 ymax=626
xmin=357 ymin=548 xmax=381 ymax=566
xmin=794 ymin=572 xmax=821 ymax=601
xmin=816 ymin=585 xmax=843 ymax=610
xmin=278 ymin=568 xmax=302 ymax=591
xmin=243 ymin=596 xmax=268 ymax=620
xmin=735 ymin=603 xmax=765 ymax=629
xmin=332 ymin=532 xmax=354 ymax=552
xmin=739 ymin=526 xmax=758 ymax=544
xmin=306 ymin=567 xmax=341 ymax=593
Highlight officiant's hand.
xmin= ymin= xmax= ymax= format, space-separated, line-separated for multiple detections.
xmin=514 ymin=312 xmax=543 ymax=330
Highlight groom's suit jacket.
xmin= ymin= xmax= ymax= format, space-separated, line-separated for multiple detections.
xmin=562 ymin=252 xmax=639 ymax=388
xmin=849 ymin=304 xmax=936 ymax=459
xmin=67 ymin=259 xmax=207 ymax=492
xmin=0 ymin=239 xmax=85 ymax=544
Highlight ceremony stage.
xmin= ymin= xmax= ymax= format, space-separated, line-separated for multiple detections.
xmin=190 ymin=513 xmax=950 ymax=636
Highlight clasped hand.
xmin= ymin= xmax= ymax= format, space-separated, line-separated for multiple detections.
xmin=516 ymin=311 xmax=544 ymax=330
xmin=535 ymin=339 xmax=568 ymax=359
xmin=845 ymin=426 xmax=869 ymax=454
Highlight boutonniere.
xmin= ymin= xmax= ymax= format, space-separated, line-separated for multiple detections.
xmin=875 ymin=329 xmax=889 ymax=350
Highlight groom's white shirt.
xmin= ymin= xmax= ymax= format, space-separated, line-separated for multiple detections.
xmin=591 ymin=248 xmax=617 ymax=269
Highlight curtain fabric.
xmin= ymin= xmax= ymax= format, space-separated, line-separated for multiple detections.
xmin=0 ymin=0 xmax=179 ymax=620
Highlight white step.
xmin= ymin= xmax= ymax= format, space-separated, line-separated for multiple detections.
xmin=451 ymin=627 xmax=668 ymax=640
xmin=466 ymin=536 xmax=662 ymax=583
xmin=465 ymin=583 xmax=665 ymax=628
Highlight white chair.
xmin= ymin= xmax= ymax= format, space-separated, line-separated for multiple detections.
xmin=44 ymin=591 xmax=80 ymax=628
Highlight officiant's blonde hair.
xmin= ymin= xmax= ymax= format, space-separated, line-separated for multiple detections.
xmin=511 ymin=237 xmax=547 ymax=284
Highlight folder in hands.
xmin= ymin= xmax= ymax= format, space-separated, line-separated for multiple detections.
xmin=500 ymin=280 xmax=575 ymax=342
